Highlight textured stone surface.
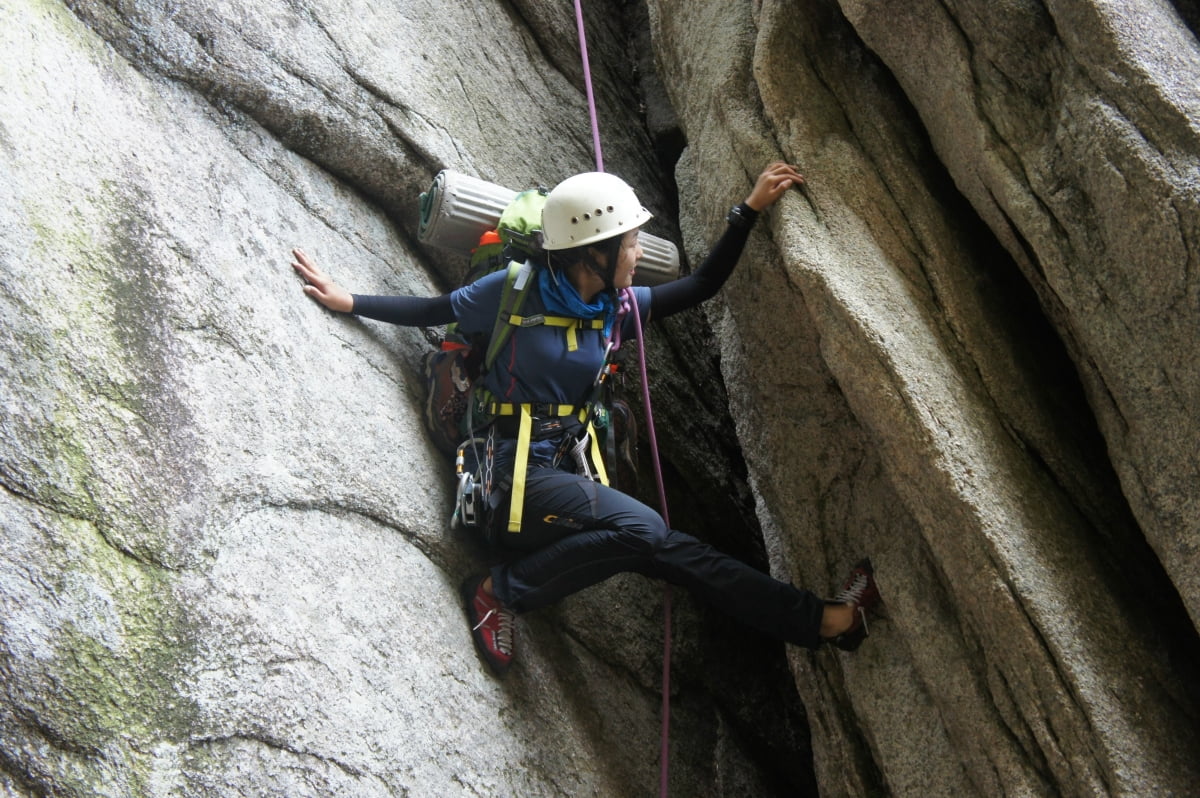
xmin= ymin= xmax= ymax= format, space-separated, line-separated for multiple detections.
xmin=651 ymin=0 xmax=1200 ymax=794
xmin=4 ymin=0 xmax=1200 ymax=795
xmin=0 ymin=0 xmax=799 ymax=795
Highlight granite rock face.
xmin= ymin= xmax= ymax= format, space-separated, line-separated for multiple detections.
xmin=2 ymin=0 xmax=1198 ymax=795
xmin=650 ymin=0 xmax=1200 ymax=795
xmin=0 ymin=0 xmax=792 ymax=795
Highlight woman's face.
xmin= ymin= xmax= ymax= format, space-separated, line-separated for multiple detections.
xmin=611 ymin=230 xmax=644 ymax=290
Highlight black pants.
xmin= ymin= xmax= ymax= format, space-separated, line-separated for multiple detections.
xmin=488 ymin=465 xmax=826 ymax=649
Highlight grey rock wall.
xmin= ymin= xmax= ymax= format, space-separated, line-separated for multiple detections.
xmin=3 ymin=0 xmax=1199 ymax=795
xmin=650 ymin=0 xmax=1200 ymax=795
xmin=1 ymin=0 xmax=794 ymax=795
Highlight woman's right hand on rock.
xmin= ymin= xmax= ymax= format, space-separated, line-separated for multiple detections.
xmin=291 ymin=248 xmax=354 ymax=313
xmin=744 ymin=162 xmax=805 ymax=212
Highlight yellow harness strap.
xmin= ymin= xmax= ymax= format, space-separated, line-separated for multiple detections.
xmin=505 ymin=315 xmax=606 ymax=351
xmin=588 ymin=421 xmax=609 ymax=484
xmin=508 ymin=405 xmax=534 ymax=532
xmin=488 ymin=402 xmax=580 ymax=418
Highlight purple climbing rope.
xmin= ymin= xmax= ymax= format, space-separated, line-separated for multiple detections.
xmin=574 ymin=0 xmax=605 ymax=172
xmin=575 ymin=2 xmax=672 ymax=793
xmin=623 ymin=288 xmax=674 ymax=798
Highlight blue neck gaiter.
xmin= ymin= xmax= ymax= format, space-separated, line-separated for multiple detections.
xmin=538 ymin=267 xmax=616 ymax=338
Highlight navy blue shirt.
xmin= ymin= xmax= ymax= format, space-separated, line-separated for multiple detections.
xmin=451 ymin=269 xmax=651 ymax=407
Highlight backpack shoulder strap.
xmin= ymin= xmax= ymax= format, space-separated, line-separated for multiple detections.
xmin=483 ymin=260 xmax=535 ymax=371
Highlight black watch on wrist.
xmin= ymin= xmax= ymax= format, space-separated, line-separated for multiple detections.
xmin=726 ymin=202 xmax=758 ymax=230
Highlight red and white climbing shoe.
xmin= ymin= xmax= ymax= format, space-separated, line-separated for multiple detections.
xmin=826 ymin=559 xmax=881 ymax=652
xmin=462 ymin=576 xmax=515 ymax=675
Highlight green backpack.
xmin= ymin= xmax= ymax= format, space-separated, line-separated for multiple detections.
xmin=420 ymin=188 xmax=548 ymax=455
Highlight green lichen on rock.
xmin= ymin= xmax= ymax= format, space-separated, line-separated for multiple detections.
xmin=37 ymin=515 xmax=200 ymax=797
xmin=18 ymin=175 xmax=201 ymax=568
xmin=2 ymin=19 xmax=205 ymax=790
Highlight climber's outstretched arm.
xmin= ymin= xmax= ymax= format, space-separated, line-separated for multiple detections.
xmin=290 ymin=247 xmax=456 ymax=326
xmin=291 ymin=248 xmax=354 ymax=313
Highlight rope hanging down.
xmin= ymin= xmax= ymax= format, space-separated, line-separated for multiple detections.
xmin=627 ymin=290 xmax=675 ymax=798
xmin=572 ymin=2 xmax=673 ymax=795
xmin=574 ymin=0 xmax=604 ymax=172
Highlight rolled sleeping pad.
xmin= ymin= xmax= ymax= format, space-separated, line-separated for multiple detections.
xmin=417 ymin=171 xmax=517 ymax=255
xmin=418 ymin=169 xmax=680 ymax=286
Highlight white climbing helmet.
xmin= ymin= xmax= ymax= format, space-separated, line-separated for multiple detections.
xmin=541 ymin=172 xmax=653 ymax=250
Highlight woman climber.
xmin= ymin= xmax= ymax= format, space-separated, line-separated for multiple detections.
xmin=289 ymin=161 xmax=880 ymax=675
